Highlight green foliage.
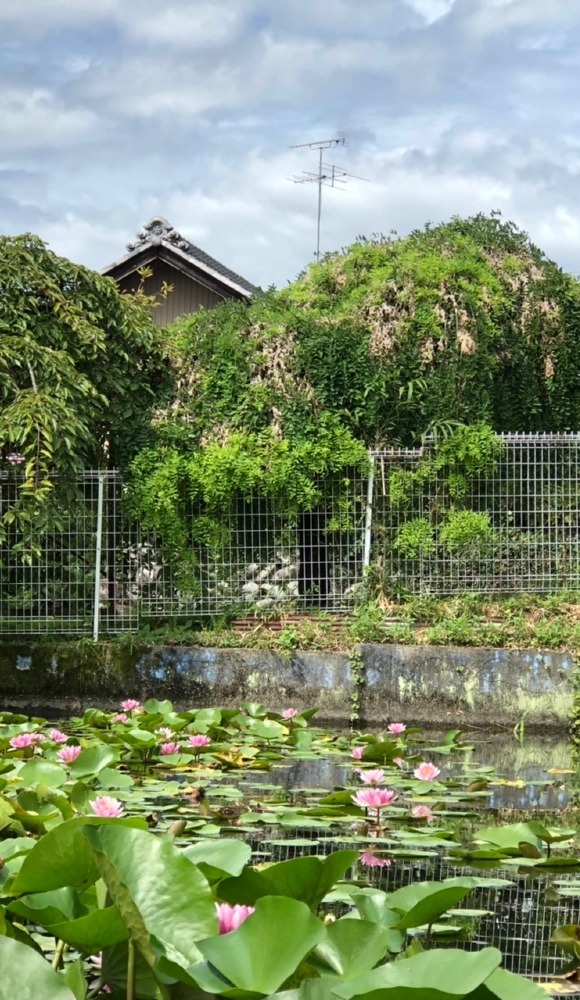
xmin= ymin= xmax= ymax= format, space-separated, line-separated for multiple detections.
xmin=128 ymin=415 xmax=368 ymax=555
xmin=439 ymin=511 xmax=493 ymax=553
xmin=129 ymin=214 xmax=578 ymax=572
xmin=145 ymin=214 xmax=580 ymax=457
xmin=387 ymin=423 xmax=502 ymax=572
xmin=393 ymin=519 xmax=436 ymax=558
xmin=434 ymin=423 xmax=504 ymax=477
xmin=0 ymin=937 xmax=77 ymax=999
xmin=0 ymin=234 xmax=168 ymax=542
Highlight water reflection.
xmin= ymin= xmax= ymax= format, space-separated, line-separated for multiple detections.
xmin=242 ymin=735 xmax=574 ymax=812
xmin=463 ymin=738 xmax=572 ymax=811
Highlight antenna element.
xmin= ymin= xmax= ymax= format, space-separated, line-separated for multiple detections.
xmin=289 ymin=133 xmax=369 ymax=261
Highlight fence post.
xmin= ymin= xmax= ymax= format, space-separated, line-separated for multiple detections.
xmin=363 ymin=451 xmax=375 ymax=573
xmin=92 ymin=471 xmax=106 ymax=642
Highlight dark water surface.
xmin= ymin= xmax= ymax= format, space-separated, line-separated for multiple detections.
xmin=242 ymin=733 xmax=574 ymax=812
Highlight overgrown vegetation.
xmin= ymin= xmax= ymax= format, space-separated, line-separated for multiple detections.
xmin=5 ymin=215 xmax=580 ymax=620
xmin=104 ymin=591 xmax=580 ymax=654
xmin=128 ymin=213 xmax=580 ymax=560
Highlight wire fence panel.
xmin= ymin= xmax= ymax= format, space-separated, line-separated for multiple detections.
xmin=372 ymin=433 xmax=580 ymax=596
xmin=245 ymin=829 xmax=580 ymax=984
xmin=0 ymin=471 xmax=138 ymax=635
xmin=136 ymin=472 xmax=369 ymax=617
xmin=4 ymin=435 xmax=580 ymax=633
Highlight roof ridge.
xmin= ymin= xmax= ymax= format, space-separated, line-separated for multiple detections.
xmin=124 ymin=217 xmax=256 ymax=294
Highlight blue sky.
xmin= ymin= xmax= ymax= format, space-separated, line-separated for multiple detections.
xmin=2 ymin=0 xmax=580 ymax=288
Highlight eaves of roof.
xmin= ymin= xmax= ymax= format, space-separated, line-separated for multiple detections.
xmin=102 ymin=218 xmax=257 ymax=298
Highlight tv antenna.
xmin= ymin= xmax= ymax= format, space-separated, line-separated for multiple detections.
xmin=290 ymin=133 xmax=369 ymax=261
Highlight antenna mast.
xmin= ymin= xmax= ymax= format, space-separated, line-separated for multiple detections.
xmin=290 ymin=133 xmax=369 ymax=261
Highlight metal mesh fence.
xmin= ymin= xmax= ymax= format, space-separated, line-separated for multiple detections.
xmin=136 ymin=471 xmax=369 ymax=617
xmin=5 ymin=434 xmax=580 ymax=632
xmin=372 ymin=433 xmax=580 ymax=595
xmin=0 ymin=471 xmax=138 ymax=635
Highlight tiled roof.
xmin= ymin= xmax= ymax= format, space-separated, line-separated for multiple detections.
xmin=104 ymin=216 xmax=257 ymax=296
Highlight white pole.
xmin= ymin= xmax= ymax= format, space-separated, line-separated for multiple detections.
xmin=93 ymin=471 xmax=105 ymax=642
xmin=363 ymin=452 xmax=375 ymax=571
xmin=316 ymin=145 xmax=323 ymax=261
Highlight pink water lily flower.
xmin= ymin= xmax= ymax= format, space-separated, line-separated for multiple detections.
xmin=352 ymin=787 xmax=397 ymax=810
xmin=393 ymin=757 xmax=406 ymax=768
xmin=189 ymin=734 xmax=211 ymax=749
xmin=156 ymin=727 xmax=173 ymax=740
xmin=160 ymin=742 xmax=181 ymax=755
xmin=412 ymin=804 xmax=434 ymax=822
xmin=351 ymin=746 xmax=364 ymax=760
xmin=359 ymin=768 xmax=386 ymax=786
xmin=413 ymin=762 xmax=441 ymax=782
xmin=216 ymin=902 xmax=255 ymax=934
xmin=360 ymin=851 xmax=392 ymax=868
xmin=281 ymin=708 xmax=298 ymax=719
xmin=121 ymin=699 xmax=142 ymax=712
xmin=49 ymin=729 xmax=68 ymax=744
xmin=388 ymin=722 xmax=406 ymax=735
xmin=57 ymin=745 xmax=82 ymax=764
xmin=9 ymin=733 xmax=37 ymax=749
xmin=89 ymin=796 xmax=124 ymax=818
xmin=112 ymin=713 xmax=128 ymax=723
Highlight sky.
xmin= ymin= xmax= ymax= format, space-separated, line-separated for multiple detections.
xmin=2 ymin=0 xmax=580 ymax=289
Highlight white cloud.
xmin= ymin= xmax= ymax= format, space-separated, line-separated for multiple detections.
xmin=403 ymin=0 xmax=457 ymax=25
xmin=2 ymin=0 xmax=580 ymax=290
xmin=124 ymin=4 xmax=244 ymax=48
xmin=41 ymin=214 xmax=130 ymax=270
xmin=466 ymin=0 xmax=580 ymax=37
xmin=0 ymin=0 xmax=117 ymax=34
xmin=2 ymin=90 xmax=97 ymax=151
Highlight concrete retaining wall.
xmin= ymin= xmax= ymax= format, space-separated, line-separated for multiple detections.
xmin=0 ymin=641 xmax=573 ymax=729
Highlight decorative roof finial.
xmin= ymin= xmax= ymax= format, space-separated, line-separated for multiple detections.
xmin=126 ymin=217 xmax=189 ymax=252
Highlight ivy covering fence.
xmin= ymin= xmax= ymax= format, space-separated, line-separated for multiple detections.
xmin=3 ymin=428 xmax=580 ymax=635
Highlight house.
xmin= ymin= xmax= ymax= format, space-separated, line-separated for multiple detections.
xmin=102 ymin=216 xmax=257 ymax=326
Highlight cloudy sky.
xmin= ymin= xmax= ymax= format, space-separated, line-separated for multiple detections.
xmin=2 ymin=0 xmax=580 ymax=288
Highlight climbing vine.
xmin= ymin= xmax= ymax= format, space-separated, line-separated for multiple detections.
xmin=128 ymin=213 xmax=580 ymax=573
xmin=349 ymin=647 xmax=366 ymax=725
xmin=389 ymin=423 xmax=505 ymax=559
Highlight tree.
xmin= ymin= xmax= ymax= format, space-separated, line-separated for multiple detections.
xmin=0 ymin=233 xmax=168 ymax=527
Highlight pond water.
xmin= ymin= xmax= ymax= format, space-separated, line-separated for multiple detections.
xmin=224 ymin=733 xmax=578 ymax=985
xmin=243 ymin=733 xmax=574 ymax=812
xmin=8 ymin=710 xmax=579 ymax=987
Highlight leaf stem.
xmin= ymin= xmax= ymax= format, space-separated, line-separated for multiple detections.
xmin=127 ymin=939 xmax=136 ymax=1000
xmin=51 ymin=938 xmax=66 ymax=970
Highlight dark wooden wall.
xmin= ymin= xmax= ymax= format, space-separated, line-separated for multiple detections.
xmin=118 ymin=260 xmax=225 ymax=326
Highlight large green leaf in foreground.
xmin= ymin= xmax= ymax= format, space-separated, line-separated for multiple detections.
xmin=0 ymin=936 xmax=76 ymax=1000
xmin=84 ymin=824 xmax=216 ymax=972
xmin=328 ymin=947 xmax=503 ymax=1000
xmin=385 ymin=878 xmax=479 ymax=930
xmin=218 ymin=850 xmax=359 ymax=909
xmin=195 ymin=895 xmax=325 ymax=995
xmin=11 ymin=816 xmax=147 ymax=894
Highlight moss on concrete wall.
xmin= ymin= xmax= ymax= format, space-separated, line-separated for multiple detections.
xmin=0 ymin=640 xmax=573 ymax=729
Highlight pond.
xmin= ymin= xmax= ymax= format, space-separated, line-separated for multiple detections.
xmin=1 ymin=701 xmax=579 ymax=995
xmin=245 ymin=733 xmax=573 ymax=812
